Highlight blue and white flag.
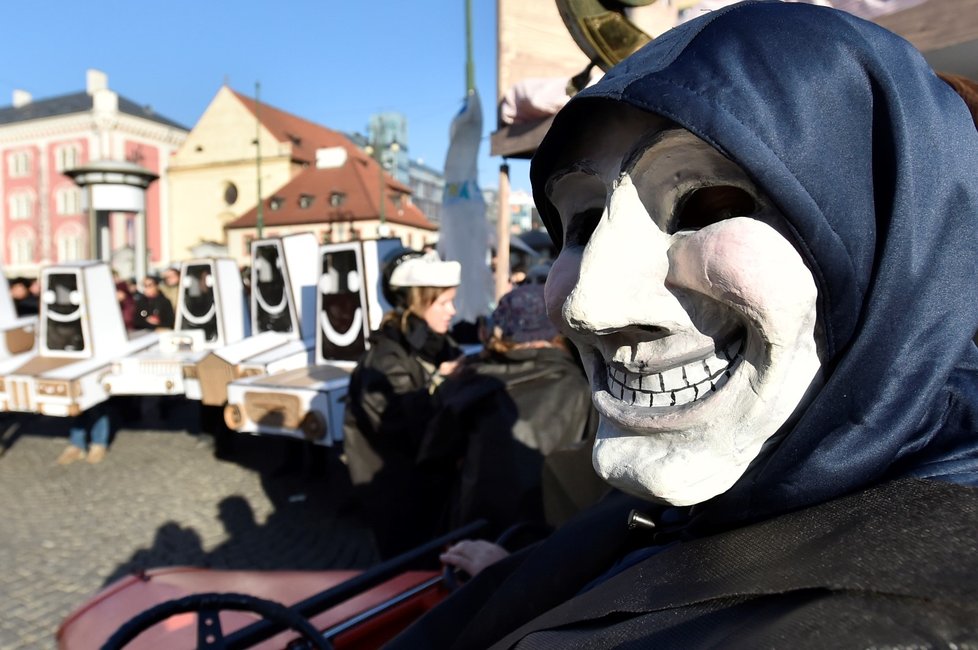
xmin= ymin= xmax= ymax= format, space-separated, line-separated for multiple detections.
xmin=437 ymin=89 xmax=493 ymax=324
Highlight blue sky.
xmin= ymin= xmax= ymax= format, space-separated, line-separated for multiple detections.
xmin=0 ymin=0 xmax=533 ymax=194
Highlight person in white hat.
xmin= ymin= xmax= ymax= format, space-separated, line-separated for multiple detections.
xmin=342 ymin=249 xmax=465 ymax=559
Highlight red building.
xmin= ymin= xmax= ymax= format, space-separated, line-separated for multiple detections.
xmin=0 ymin=69 xmax=187 ymax=276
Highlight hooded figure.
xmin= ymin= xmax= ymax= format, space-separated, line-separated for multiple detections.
xmin=390 ymin=2 xmax=978 ymax=647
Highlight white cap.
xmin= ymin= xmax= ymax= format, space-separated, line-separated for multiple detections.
xmin=389 ymin=251 xmax=461 ymax=288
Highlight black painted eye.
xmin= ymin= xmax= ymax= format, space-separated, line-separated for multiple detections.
xmin=565 ymin=207 xmax=604 ymax=247
xmin=673 ymin=185 xmax=756 ymax=232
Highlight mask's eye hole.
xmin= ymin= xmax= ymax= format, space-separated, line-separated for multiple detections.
xmin=673 ymin=185 xmax=756 ymax=232
xmin=565 ymin=207 xmax=603 ymax=247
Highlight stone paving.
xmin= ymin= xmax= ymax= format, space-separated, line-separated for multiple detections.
xmin=0 ymin=400 xmax=378 ymax=650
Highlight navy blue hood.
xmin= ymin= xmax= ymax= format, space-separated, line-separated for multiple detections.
xmin=531 ymin=1 xmax=978 ymax=528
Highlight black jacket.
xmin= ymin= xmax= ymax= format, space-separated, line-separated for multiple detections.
xmin=418 ymin=346 xmax=604 ymax=536
xmin=392 ymin=479 xmax=978 ymax=648
xmin=342 ymin=315 xmax=459 ymax=558
xmin=133 ymin=293 xmax=175 ymax=330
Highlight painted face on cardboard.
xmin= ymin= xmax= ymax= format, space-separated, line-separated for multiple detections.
xmin=319 ymin=249 xmax=367 ymax=361
xmin=180 ymin=263 xmax=218 ymax=341
xmin=253 ymin=243 xmax=294 ymax=334
xmin=544 ymin=107 xmax=822 ymax=506
xmin=44 ymin=272 xmax=85 ymax=352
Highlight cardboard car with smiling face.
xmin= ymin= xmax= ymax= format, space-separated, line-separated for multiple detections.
xmin=223 ymin=238 xmax=401 ymax=445
xmin=102 ymin=258 xmax=247 ymax=397
xmin=0 ymin=262 xmax=157 ymax=417
xmin=187 ymin=233 xmax=319 ymax=408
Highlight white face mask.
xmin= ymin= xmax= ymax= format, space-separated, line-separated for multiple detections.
xmin=544 ymin=111 xmax=823 ymax=506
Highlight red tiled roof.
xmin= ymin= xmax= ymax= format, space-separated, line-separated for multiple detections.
xmin=232 ymin=89 xmax=356 ymax=165
xmin=226 ymin=90 xmax=432 ymax=231
xmin=226 ymin=152 xmax=435 ymax=231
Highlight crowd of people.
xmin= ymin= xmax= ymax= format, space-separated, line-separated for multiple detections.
xmin=6 ymin=247 xmax=588 ymax=527
xmin=342 ymin=251 xmax=600 ymax=559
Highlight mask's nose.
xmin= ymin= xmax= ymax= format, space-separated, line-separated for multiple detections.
xmin=560 ymin=176 xmax=693 ymax=336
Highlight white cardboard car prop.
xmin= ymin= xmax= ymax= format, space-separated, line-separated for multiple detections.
xmin=0 ymin=262 xmax=156 ymax=417
xmin=186 ymin=233 xmax=318 ymax=408
xmin=102 ymin=258 xmax=246 ymax=397
xmin=223 ymin=238 xmax=402 ymax=445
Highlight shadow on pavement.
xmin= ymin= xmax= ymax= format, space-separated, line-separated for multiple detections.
xmin=101 ymin=432 xmax=378 ymax=590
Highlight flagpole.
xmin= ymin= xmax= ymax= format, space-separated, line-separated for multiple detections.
xmin=255 ymin=81 xmax=264 ymax=239
xmin=465 ymin=0 xmax=475 ymax=93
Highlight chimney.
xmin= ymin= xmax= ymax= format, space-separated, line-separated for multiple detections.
xmin=86 ymin=69 xmax=108 ymax=95
xmin=93 ymin=89 xmax=118 ymax=114
xmin=12 ymin=89 xmax=32 ymax=108
xmin=316 ymin=146 xmax=348 ymax=169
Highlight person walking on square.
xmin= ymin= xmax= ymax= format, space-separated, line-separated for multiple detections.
xmin=56 ymin=401 xmax=113 ymax=465
xmin=133 ymin=275 xmax=175 ymax=330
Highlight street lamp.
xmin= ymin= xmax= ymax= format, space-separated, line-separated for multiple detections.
xmin=365 ymin=139 xmax=400 ymax=239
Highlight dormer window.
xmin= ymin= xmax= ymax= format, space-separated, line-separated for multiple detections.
xmin=330 ymin=192 xmax=346 ymax=207
xmin=299 ymin=194 xmax=315 ymax=209
xmin=288 ymin=133 xmax=302 ymax=146
xmin=269 ymin=196 xmax=284 ymax=211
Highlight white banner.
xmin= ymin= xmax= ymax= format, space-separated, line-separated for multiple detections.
xmin=437 ymin=89 xmax=494 ymax=324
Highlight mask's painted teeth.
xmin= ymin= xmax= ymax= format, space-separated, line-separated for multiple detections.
xmin=606 ymin=339 xmax=743 ymax=407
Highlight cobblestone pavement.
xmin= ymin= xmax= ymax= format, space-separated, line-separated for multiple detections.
xmin=0 ymin=400 xmax=379 ymax=650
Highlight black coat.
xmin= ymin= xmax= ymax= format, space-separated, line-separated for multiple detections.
xmin=391 ymin=479 xmax=978 ymax=648
xmin=418 ymin=346 xmax=604 ymax=536
xmin=133 ymin=293 xmax=175 ymax=330
xmin=342 ymin=315 xmax=459 ymax=558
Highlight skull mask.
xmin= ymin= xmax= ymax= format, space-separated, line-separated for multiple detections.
xmin=543 ymin=104 xmax=823 ymax=506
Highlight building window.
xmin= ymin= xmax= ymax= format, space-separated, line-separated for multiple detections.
xmin=269 ymin=196 xmax=284 ymax=211
xmin=8 ymin=151 xmax=30 ymax=178
xmin=55 ymin=187 xmax=82 ymax=215
xmin=330 ymin=192 xmax=346 ymax=207
xmin=299 ymin=194 xmax=315 ymax=209
xmin=56 ymin=227 xmax=85 ymax=262
xmin=224 ymin=182 xmax=238 ymax=206
xmin=9 ymin=232 xmax=34 ymax=265
xmin=55 ymin=144 xmax=80 ymax=172
xmin=8 ymin=192 xmax=33 ymax=220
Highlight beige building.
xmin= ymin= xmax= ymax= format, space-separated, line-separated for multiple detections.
xmin=168 ymin=86 xmax=436 ymax=264
xmin=167 ymin=86 xmax=307 ymax=261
